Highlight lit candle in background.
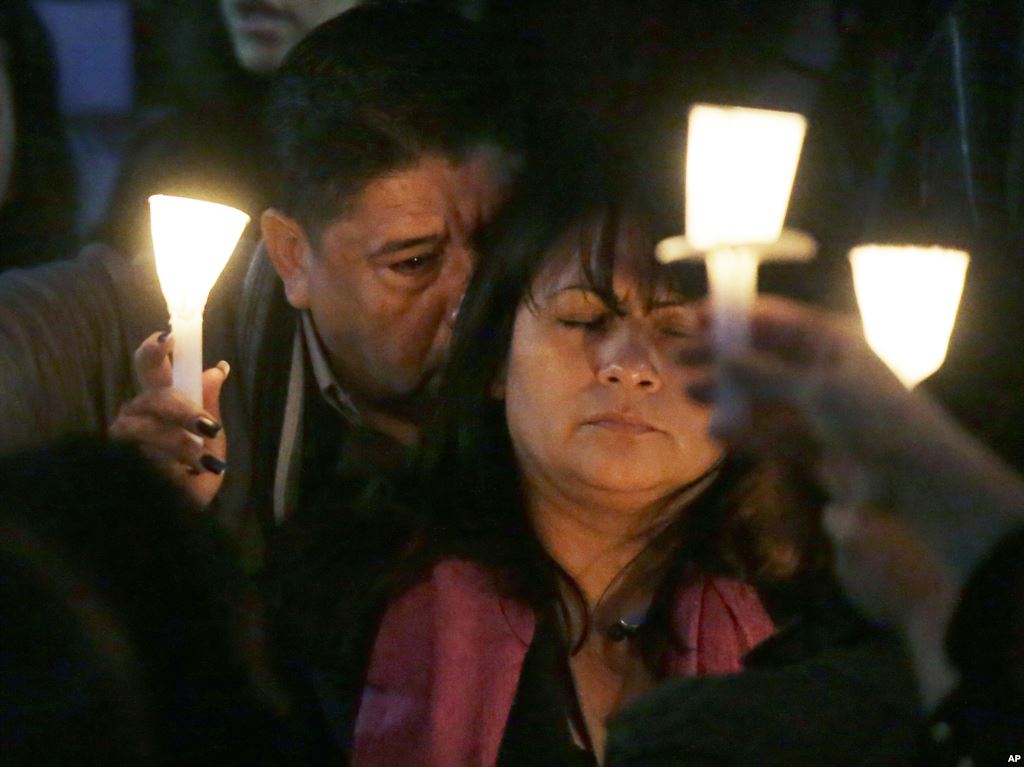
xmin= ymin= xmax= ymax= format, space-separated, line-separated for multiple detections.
xmin=849 ymin=244 xmax=969 ymax=388
xmin=658 ymin=104 xmax=813 ymax=425
xmin=149 ymin=195 xmax=250 ymax=407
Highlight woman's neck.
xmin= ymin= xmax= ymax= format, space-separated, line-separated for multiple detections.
xmin=528 ymin=477 xmax=712 ymax=611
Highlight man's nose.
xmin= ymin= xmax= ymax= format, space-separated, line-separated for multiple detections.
xmin=595 ymin=325 xmax=662 ymax=392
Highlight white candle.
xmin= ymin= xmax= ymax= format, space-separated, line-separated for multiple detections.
xmin=149 ymin=195 xmax=250 ymax=408
xmin=705 ymin=247 xmax=761 ymax=427
xmin=170 ymin=313 xmax=205 ymax=407
xmin=706 ymin=247 xmax=760 ymax=356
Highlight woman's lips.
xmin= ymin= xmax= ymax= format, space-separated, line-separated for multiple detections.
xmin=585 ymin=413 xmax=659 ymax=434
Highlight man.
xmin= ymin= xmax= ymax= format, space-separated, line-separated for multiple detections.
xmin=0 ymin=4 xmax=517 ymax=571
xmin=108 ymin=4 xmax=518 ymax=567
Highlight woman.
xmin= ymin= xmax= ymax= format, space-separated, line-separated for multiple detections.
xmin=273 ymin=153 xmax=919 ymax=766
xmin=0 ymin=0 xmax=77 ymax=270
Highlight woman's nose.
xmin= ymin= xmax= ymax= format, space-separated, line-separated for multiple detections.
xmin=595 ymin=326 xmax=662 ymax=392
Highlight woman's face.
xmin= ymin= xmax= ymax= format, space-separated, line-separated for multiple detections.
xmin=0 ymin=47 xmax=15 ymax=207
xmin=502 ymin=248 xmax=723 ymax=511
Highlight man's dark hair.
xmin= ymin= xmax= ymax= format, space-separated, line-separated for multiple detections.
xmin=265 ymin=1 xmax=519 ymax=239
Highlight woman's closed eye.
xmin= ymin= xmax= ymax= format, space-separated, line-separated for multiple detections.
xmin=651 ymin=305 xmax=700 ymax=338
xmin=557 ymin=311 xmax=612 ymax=331
xmin=546 ymin=289 xmax=614 ymax=331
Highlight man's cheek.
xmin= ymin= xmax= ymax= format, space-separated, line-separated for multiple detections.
xmin=404 ymin=297 xmax=450 ymax=344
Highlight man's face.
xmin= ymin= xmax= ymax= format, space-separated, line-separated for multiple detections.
xmin=266 ymin=148 xmax=511 ymax=407
xmin=219 ymin=0 xmax=358 ymax=74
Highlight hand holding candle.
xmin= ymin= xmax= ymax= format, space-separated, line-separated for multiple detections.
xmin=149 ymin=195 xmax=250 ymax=406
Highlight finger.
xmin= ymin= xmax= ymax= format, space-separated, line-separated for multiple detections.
xmin=110 ymin=413 xmax=207 ymax=467
xmin=719 ymin=352 xmax=817 ymax=407
xmin=119 ymin=388 xmax=220 ymax=438
xmin=686 ymin=354 xmax=807 ymax=408
xmin=136 ymin=443 xmax=217 ymax=484
xmin=732 ymin=405 xmax=819 ymax=457
xmin=202 ymin=360 xmax=230 ymax=425
xmin=693 ymin=295 xmax=858 ymax=368
xmin=198 ymin=361 xmax=230 ymax=466
xmin=747 ymin=296 xmax=862 ymax=365
xmin=134 ymin=330 xmax=174 ymax=390
xmin=129 ymin=427 xmax=225 ymax=477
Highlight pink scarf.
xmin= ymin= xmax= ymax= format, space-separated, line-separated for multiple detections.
xmin=352 ymin=560 xmax=774 ymax=767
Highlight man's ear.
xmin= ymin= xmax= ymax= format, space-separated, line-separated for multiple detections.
xmin=262 ymin=208 xmax=313 ymax=309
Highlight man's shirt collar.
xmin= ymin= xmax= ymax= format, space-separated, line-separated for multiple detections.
xmin=299 ymin=311 xmax=362 ymax=424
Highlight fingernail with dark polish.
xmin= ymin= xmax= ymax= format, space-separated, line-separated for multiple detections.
xmin=200 ymin=455 xmax=227 ymax=475
xmin=195 ymin=417 xmax=222 ymax=438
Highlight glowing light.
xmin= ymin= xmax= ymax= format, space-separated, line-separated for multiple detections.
xmin=149 ymin=195 xmax=249 ymax=405
xmin=849 ymin=244 xmax=969 ymax=388
xmin=685 ymin=104 xmax=807 ymax=251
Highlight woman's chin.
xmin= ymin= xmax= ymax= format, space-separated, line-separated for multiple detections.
xmin=570 ymin=461 xmax=683 ymax=498
xmin=569 ymin=445 xmax=721 ymax=500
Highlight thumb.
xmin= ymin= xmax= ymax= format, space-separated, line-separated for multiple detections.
xmin=202 ymin=360 xmax=231 ymax=424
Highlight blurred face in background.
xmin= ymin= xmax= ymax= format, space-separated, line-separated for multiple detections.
xmin=220 ymin=0 xmax=359 ymax=74
xmin=0 ymin=43 xmax=15 ymax=207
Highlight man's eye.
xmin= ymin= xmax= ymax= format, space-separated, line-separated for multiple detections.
xmin=389 ymin=253 xmax=441 ymax=275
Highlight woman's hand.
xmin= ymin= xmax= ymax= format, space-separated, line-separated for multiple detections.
xmin=109 ymin=330 xmax=229 ymax=508
xmin=683 ymin=295 xmax=1024 ymax=587
xmin=683 ymin=296 xmax=923 ymax=499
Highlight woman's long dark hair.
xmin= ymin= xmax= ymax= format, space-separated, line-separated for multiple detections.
xmin=0 ymin=0 xmax=77 ymax=270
